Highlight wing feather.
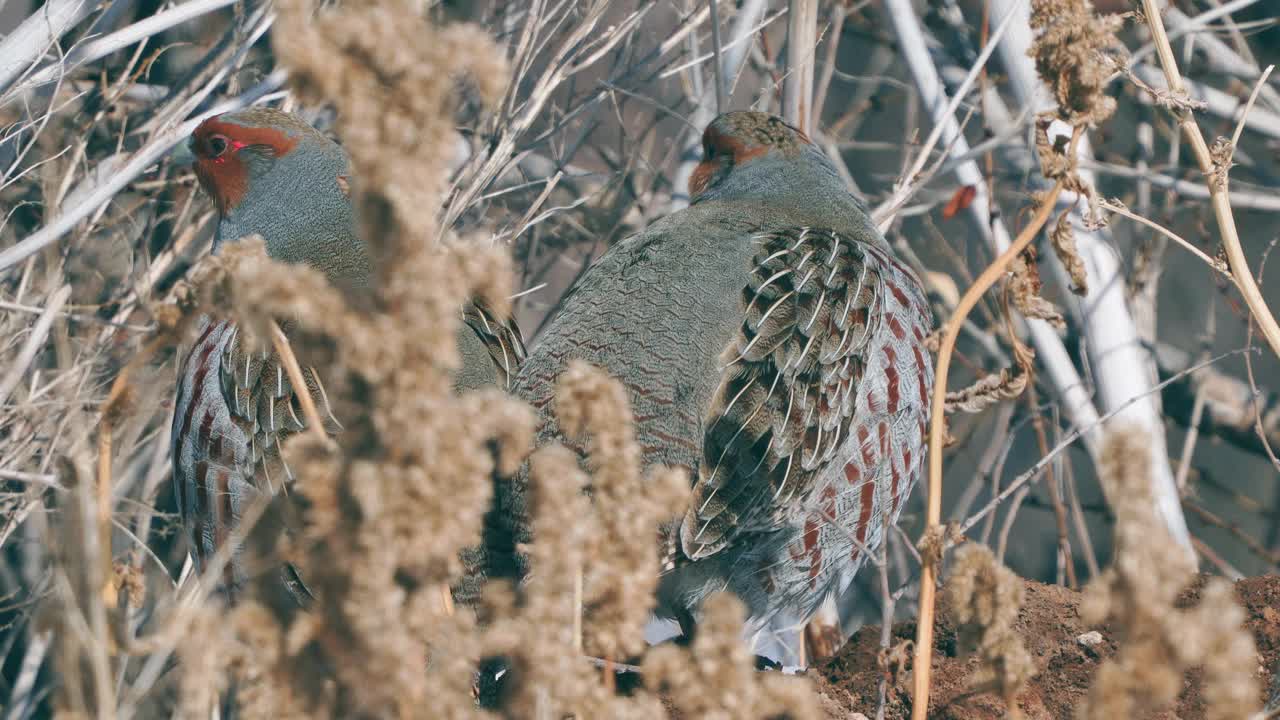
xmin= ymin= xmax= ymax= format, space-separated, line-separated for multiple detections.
xmin=680 ymin=228 xmax=888 ymax=560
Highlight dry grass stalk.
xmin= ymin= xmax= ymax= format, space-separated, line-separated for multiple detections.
xmin=944 ymin=369 xmax=1028 ymax=415
xmin=913 ymin=125 xmax=1081 ymax=720
xmin=1136 ymin=0 xmax=1280 ymax=363
xmin=1079 ymin=425 xmax=1259 ymax=720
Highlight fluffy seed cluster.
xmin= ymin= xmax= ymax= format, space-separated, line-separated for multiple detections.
xmin=946 ymin=543 xmax=1035 ymax=717
xmin=1079 ymin=425 xmax=1259 ymax=720
xmin=1028 ymin=0 xmax=1122 ymax=128
xmin=556 ymin=361 xmax=691 ymax=660
xmin=643 ymin=593 xmax=821 ymax=720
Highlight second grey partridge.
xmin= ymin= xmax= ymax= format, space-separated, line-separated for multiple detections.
xmin=487 ymin=111 xmax=933 ymax=638
xmin=172 ymin=108 xmax=525 ymax=602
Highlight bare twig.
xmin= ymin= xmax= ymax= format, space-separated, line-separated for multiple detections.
xmin=782 ymin=0 xmax=817 ymax=134
xmin=0 ymin=284 xmax=70 ymax=407
xmin=268 ymin=319 xmax=327 ymax=441
xmin=0 ymin=0 xmax=96 ymax=96
xmin=913 ymin=128 xmax=1079 ymax=720
xmin=1098 ymin=198 xmax=1228 ymax=277
xmin=1140 ymin=0 xmax=1280 ymax=362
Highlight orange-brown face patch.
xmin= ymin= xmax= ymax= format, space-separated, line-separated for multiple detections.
xmin=689 ymin=159 xmax=717 ymax=198
xmin=689 ymin=114 xmax=810 ymax=199
xmin=704 ymin=124 xmax=770 ymax=165
xmin=191 ymin=115 xmax=300 ymax=214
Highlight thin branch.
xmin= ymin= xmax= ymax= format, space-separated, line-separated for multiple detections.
xmin=1098 ymin=199 xmax=1229 ymax=278
xmin=0 ymin=70 xmax=286 ymax=273
xmin=0 ymin=0 xmax=96 ymax=96
xmin=1140 ymin=0 xmax=1280 ymax=362
xmin=913 ymin=128 xmax=1079 ymax=720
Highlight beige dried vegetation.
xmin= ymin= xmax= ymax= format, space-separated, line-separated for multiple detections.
xmin=1079 ymin=426 xmax=1259 ymax=720
xmin=945 ymin=544 xmax=1035 ymax=717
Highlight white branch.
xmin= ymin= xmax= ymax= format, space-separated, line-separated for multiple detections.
xmin=883 ymin=0 xmax=1104 ymax=462
xmin=782 ymin=0 xmax=818 ymax=135
xmin=3 ymin=0 xmax=241 ymax=102
xmin=0 ymin=0 xmax=95 ymax=96
xmin=990 ymin=0 xmax=1193 ymax=556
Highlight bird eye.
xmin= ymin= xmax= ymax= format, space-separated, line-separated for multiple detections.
xmin=205 ymin=134 xmax=229 ymax=158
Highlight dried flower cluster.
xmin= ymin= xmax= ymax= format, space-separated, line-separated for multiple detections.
xmin=644 ymin=593 xmax=821 ymax=720
xmin=1027 ymin=0 xmax=1122 ymax=129
xmin=946 ymin=544 xmax=1035 ymax=716
xmin=945 ymin=368 xmax=1029 ymax=415
xmin=555 ymin=361 xmax=691 ymax=660
xmin=1007 ymin=243 xmax=1065 ymax=329
xmin=1079 ymin=425 xmax=1259 ymax=720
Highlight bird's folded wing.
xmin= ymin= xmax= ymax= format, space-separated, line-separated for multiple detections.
xmin=219 ymin=323 xmax=338 ymax=492
xmin=463 ymin=299 xmax=527 ymax=390
xmin=681 ymin=227 xmax=890 ymax=560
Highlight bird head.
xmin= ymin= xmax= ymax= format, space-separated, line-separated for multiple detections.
xmin=688 ymin=111 xmax=882 ymax=246
xmin=689 ymin=111 xmax=813 ymax=200
xmin=187 ymin=108 xmax=369 ymax=292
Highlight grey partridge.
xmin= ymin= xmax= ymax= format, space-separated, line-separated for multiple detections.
xmin=489 ymin=111 xmax=933 ymax=639
xmin=172 ymin=107 xmax=524 ymax=601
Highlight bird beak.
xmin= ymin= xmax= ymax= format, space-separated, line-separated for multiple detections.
xmin=169 ymin=136 xmax=195 ymax=166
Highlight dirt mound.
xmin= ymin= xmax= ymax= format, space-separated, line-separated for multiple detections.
xmin=810 ymin=575 xmax=1280 ymax=718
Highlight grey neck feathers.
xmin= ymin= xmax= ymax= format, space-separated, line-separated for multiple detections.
xmin=215 ymin=138 xmax=371 ymax=296
xmin=693 ymin=143 xmax=888 ymax=250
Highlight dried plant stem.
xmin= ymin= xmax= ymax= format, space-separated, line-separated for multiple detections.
xmin=782 ymin=0 xmax=817 ymax=134
xmin=912 ymin=129 xmax=1079 ymax=720
xmin=267 ymin=319 xmax=327 ymax=441
xmin=1098 ymin=199 xmax=1228 ymax=278
xmin=96 ymin=420 xmax=115 ymax=614
xmin=708 ymin=0 xmax=726 ymax=115
xmin=1027 ymin=385 xmax=1076 ymax=589
xmin=0 ymin=284 xmax=70 ymax=406
xmin=1140 ymin=0 xmax=1280 ymax=361
xmin=95 ymin=332 xmax=170 ymax=616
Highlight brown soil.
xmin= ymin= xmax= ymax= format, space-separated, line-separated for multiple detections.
xmin=809 ymin=574 xmax=1280 ymax=719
